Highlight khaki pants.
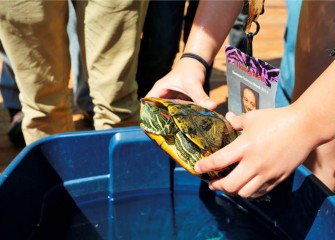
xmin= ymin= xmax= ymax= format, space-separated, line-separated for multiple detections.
xmin=0 ymin=0 xmax=148 ymax=144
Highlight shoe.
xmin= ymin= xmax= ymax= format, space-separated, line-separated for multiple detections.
xmin=7 ymin=111 xmax=25 ymax=147
xmin=82 ymin=111 xmax=94 ymax=127
xmin=7 ymin=108 xmax=21 ymax=122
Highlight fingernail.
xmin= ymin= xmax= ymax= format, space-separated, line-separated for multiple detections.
xmin=204 ymin=99 xmax=217 ymax=110
xmin=225 ymin=112 xmax=235 ymax=121
xmin=208 ymin=183 xmax=214 ymax=191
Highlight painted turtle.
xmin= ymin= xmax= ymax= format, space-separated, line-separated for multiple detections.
xmin=140 ymin=97 xmax=238 ymax=182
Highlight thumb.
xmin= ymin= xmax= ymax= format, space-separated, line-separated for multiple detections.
xmin=188 ymin=82 xmax=217 ymax=110
xmin=226 ymin=112 xmax=245 ymax=131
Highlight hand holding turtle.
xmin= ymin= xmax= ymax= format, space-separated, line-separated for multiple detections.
xmin=145 ymin=0 xmax=335 ymax=195
xmin=194 ymin=106 xmax=317 ymax=198
xmin=146 ymin=1 xmax=244 ymax=111
xmin=146 ymin=57 xmax=218 ymax=111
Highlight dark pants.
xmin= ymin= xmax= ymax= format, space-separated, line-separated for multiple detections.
xmin=136 ymin=0 xmax=208 ymax=99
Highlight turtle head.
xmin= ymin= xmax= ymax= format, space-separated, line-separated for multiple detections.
xmin=140 ymin=98 xmax=177 ymax=136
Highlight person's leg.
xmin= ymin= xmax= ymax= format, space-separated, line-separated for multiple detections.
xmin=67 ymin=0 xmax=93 ymax=116
xmin=136 ymin=0 xmax=185 ymax=99
xmin=0 ymin=50 xmax=24 ymax=146
xmin=295 ymin=1 xmax=335 ymax=191
xmin=0 ymin=0 xmax=74 ymax=144
xmin=80 ymin=0 xmax=148 ymax=129
xmin=0 ymin=52 xmax=21 ymax=116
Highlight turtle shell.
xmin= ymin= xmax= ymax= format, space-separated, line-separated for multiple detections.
xmin=140 ymin=97 xmax=238 ymax=181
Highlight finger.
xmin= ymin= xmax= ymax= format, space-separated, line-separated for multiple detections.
xmin=195 ymin=138 xmax=245 ymax=173
xmin=187 ymin=83 xmax=218 ymax=110
xmin=208 ymin=178 xmax=238 ymax=196
xmin=249 ymin=183 xmax=273 ymax=199
xmin=145 ymin=82 xmax=170 ymax=98
xmin=249 ymin=175 xmax=286 ymax=199
xmin=236 ymin=175 xmax=264 ymax=198
xmin=226 ymin=114 xmax=245 ymax=131
xmin=210 ymin=159 xmax=257 ymax=194
xmin=194 ymin=148 xmax=240 ymax=174
xmin=225 ymin=111 xmax=236 ymax=121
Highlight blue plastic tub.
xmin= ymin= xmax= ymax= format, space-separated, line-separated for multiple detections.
xmin=0 ymin=126 xmax=334 ymax=239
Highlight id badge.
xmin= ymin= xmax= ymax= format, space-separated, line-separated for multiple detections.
xmin=225 ymin=45 xmax=280 ymax=115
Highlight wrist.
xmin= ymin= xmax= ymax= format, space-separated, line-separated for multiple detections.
xmin=289 ymin=102 xmax=333 ymax=150
xmin=181 ymin=53 xmax=211 ymax=73
xmin=180 ymin=53 xmax=211 ymax=79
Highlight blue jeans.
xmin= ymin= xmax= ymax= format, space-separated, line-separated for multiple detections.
xmin=0 ymin=49 xmax=21 ymax=111
xmin=68 ymin=0 xmax=93 ymax=113
xmin=275 ymin=0 xmax=303 ymax=107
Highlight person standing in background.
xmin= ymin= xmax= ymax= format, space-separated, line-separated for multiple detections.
xmin=136 ymin=0 xmax=202 ymax=99
xmin=0 ymin=43 xmax=24 ymax=146
xmin=67 ymin=0 xmax=94 ymax=124
xmin=0 ymin=0 xmax=96 ymax=146
xmin=0 ymin=0 xmax=148 ymax=145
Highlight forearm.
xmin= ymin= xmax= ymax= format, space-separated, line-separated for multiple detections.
xmin=292 ymin=61 xmax=335 ymax=148
xmin=183 ymin=0 xmax=244 ymax=65
xmin=145 ymin=0 xmax=245 ymax=108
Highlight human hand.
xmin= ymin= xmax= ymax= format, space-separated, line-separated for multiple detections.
xmin=194 ymin=106 xmax=316 ymax=198
xmin=146 ymin=58 xmax=218 ymax=110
